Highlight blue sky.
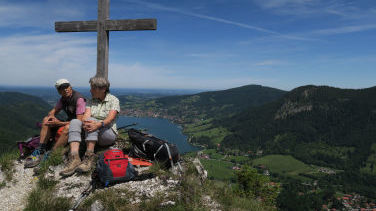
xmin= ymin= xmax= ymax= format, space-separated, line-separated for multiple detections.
xmin=0 ymin=0 xmax=375 ymax=90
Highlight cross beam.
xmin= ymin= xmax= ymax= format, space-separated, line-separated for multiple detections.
xmin=55 ymin=0 xmax=157 ymax=79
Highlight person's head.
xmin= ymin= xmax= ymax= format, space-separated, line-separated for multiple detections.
xmin=55 ymin=79 xmax=73 ymax=98
xmin=89 ymin=77 xmax=110 ymax=99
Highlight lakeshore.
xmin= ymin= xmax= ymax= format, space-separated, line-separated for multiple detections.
xmin=117 ymin=115 xmax=199 ymax=154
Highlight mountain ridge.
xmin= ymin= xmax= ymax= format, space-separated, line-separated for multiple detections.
xmin=0 ymin=92 xmax=51 ymax=152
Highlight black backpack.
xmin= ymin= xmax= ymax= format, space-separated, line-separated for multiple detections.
xmin=128 ymin=129 xmax=180 ymax=168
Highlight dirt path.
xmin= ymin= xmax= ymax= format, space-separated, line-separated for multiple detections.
xmin=0 ymin=161 xmax=37 ymax=211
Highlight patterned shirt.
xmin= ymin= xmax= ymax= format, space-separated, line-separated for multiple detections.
xmin=86 ymin=93 xmax=120 ymax=134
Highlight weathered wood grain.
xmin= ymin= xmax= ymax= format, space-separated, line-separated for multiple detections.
xmin=55 ymin=21 xmax=97 ymax=32
xmin=55 ymin=19 xmax=156 ymax=32
xmin=105 ymin=19 xmax=156 ymax=31
xmin=96 ymin=0 xmax=109 ymax=78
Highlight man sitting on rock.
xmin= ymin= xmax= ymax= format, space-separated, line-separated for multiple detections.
xmin=25 ymin=79 xmax=86 ymax=168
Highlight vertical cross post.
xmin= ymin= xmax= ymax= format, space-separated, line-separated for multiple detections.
xmin=55 ymin=0 xmax=157 ymax=79
xmin=97 ymin=0 xmax=109 ymax=79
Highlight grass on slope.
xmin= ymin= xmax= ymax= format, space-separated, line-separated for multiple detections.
xmin=252 ymin=154 xmax=320 ymax=181
xmin=203 ymin=149 xmax=250 ymax=163
xmin=184 ymin=119 xmax=231 ymax=145
xmin=200 ymin=158 xmax=235 ymax=181
xmin=0 ymin=149 xmax=19 ymax=182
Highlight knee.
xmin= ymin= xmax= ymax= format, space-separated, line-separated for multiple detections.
xmin=69 ymin=119 xmax=82 ymax=127
xmin=69 ymin=119 xmax=82 ymax=132
xmin=42 ymin=116 xmax=50 ymax=125
xmin=70 ymin=119 xmax=82 ymax=124
xmin=62 ymin=124 xmax=70 ymax=134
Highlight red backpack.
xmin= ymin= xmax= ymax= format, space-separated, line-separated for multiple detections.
xmin=96 ymin=149 xmax=137 ymax=186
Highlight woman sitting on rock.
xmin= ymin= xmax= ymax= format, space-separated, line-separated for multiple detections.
xmin=60 ymin=77 xmax=120 ymax=177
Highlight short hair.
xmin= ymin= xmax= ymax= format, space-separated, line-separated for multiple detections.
xmin=89 ymin=77 xmax=110 ymax=93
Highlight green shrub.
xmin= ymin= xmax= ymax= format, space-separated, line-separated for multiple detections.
xmin=236 ymin=165 xmax=280 ymax=207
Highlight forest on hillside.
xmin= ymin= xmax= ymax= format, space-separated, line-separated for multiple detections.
xmin=0 ymin=92 xmax=51 ymax=152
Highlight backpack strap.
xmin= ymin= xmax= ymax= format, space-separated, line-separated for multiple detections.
xmin=165 ymin=143 xmax=174 ymax=168
xmin=153 ymin=145 xmax=164 ymax=159
xmin=142 ymin=140 xmax=151 ymax=151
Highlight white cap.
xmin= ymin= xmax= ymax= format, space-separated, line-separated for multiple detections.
xmin=55 ymin=79 xmax=70 ymax=89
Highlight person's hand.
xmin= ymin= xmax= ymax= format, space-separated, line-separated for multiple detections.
xmin=45 ymin=116 xmax=60 ymax=126
xmin=83 ymin=120 xmax=101 ymax=132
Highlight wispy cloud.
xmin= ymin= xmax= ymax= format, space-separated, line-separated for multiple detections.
xmin=109 ymin=62 xmax=276 ymax=89
xmin=0 ymin=34 xmax=96 ymax=86
xmin=123 ymin=0 xmax=310 ymax=40
xmin=252 ymin=0 xmax=320 ymax=16
xmin=255 ymin=60 xmax=288 ymax=66
xmin=186 ymin=52 xmax=235 ymax=59
xmin=312 ymin=24 xmax=376 ymax=35
xmin=0 ymin=1 xmax=86 ymax=29
xmin=253 ymin=0 xmax=376 ymax=20
xmin=253 ymin=0 xmax=314 ymax=9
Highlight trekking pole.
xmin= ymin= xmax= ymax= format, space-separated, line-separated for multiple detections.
xmin=69 ymin=184 xmax=92 ymax=211
xmin=117 ymin=123 xmax=138 ymax=131
xmin=69 ymin=172 xmax=98 ymax=211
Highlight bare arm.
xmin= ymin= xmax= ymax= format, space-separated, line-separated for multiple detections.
xmin=76 ymin=114 xmax=84 ymax=121
xmin=47 ymin=108 xmax=58 ymax=117
xmin=82 ymin=108 xmax=91 ymax=121
xmin=45 ymin=108 xmax=68 ymax=126
xmin=102 ymin=110 xmax=118 ymax=127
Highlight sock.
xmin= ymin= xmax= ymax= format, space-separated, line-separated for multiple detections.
xmin=86 ymin=149 xmax=94 ymax=154
xmin=71 ymin=151 xmax=79 ymax=157
xmin=39 ymin=143 xmax=47 ymax=153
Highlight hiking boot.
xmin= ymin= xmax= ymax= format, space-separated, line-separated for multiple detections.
xmin=59 ymin=154 xmax=81 ymax=177
xmin=24 ymin=149 xmax=43 ymax=168
xmin=76 ymin=152 xmax=96 ymax=173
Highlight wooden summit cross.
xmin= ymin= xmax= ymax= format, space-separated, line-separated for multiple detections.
xmin=55 ymin=0 xmax=156 ymax=79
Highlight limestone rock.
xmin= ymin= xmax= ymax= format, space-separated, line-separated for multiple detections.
xmin=90 ymin=200 xmax=104 ymax=211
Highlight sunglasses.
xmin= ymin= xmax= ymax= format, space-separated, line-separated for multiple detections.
xmin=57 ymin=83 xmax=70 ymax=91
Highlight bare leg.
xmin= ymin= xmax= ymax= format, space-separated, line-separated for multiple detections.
xmin=70 ymin=141 xmax=80 ymax=154
xmin=39 ymin=116 xmax=52 ymax=144
xmin=52 ymin=124 xmax=69 ymax=151
xmin=86 ymin=141 xmax=96 ymax=152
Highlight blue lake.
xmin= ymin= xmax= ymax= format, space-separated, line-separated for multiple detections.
xmin=116 ymin=116 xmax=199 ymax=154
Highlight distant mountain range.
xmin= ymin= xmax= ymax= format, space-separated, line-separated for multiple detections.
xmin=120 ymin=84 xmax=376 ymax=198
xmin=120 ymin=84 xmax=286 ymax=122
xmin=0 ymin=92 xmax=51 ymax=151
xmin=220 ymin=85 xmax=376 ymax=169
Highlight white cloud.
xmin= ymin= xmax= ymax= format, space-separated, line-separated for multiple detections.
xmin=0 ymin=1 xmax=87 ymax=29
xmin=312 ymin=24 xmax=376 ymax=35
xmin=108 ymin=62 xmax=273 ymax=90
xmin=123 ymin=0 xmax=309 ymax=40
xmin=186 ymin=52 xmax=235 ymax=59
xmin=0 ymin=33 xmax=97 ymax=87
xmin=255 ymin=60 xmax=288 ymax=66
xmin=253 ymin=0 xmax=376 ymax=21
xmin=253 ymin=0 xmax=314 ymax=9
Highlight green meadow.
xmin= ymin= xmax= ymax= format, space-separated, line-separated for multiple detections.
xmin=200 ymin=158 xmax=235 ymax=181
xmin=251 ymin=154 xmax=321 ymax=181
